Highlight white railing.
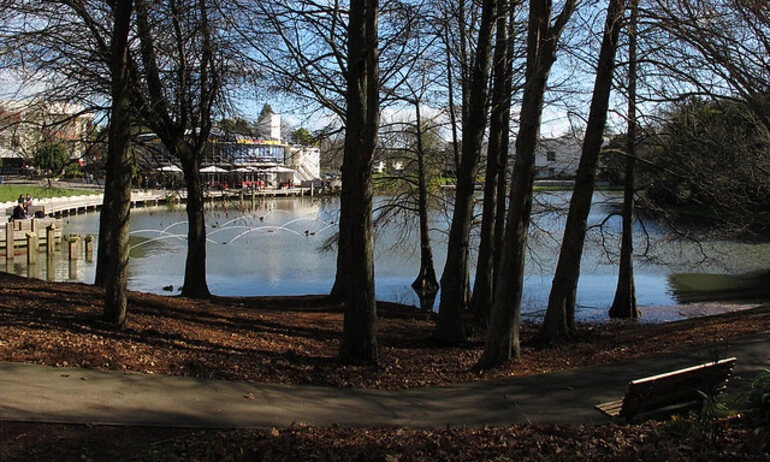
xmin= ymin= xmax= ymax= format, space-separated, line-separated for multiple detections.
xmin=5 ymin=190 xmax=172 ymax=216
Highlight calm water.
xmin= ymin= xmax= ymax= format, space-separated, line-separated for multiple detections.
xmin=10 ymin=192 xmax=770 ymax=322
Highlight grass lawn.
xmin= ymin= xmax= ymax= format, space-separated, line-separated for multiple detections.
xmin=0 ymin=184 xmax=100 ymax=202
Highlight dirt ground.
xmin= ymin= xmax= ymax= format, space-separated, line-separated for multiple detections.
xmin=2 ymin=272 xmax=769 ymax=390
xmin=1 ymin=271 xmax=769 ymax=460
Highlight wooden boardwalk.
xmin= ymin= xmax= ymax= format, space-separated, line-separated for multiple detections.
xmin=3 ymin=191 xmax=170 ymax=219
xmin=1 ymin=218 xmax=63 ymax=253
xmin=1 ymin=187 xmax=315 ymax=256
xmin=3 ymin=187 xmax=315 ymax=220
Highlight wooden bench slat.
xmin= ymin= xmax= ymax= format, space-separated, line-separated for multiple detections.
xmin=595 ymin=399 xmax=624 ymax=417
xmin=630 ymin=358 xmax=735 ymax=385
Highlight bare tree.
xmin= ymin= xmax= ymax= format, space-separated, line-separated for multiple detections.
xmin=478 ymin=0 xmax=577 ymax=368
xmin=377 ymin=58 xmax=447 ymax=313
xmin=539 ymin=0 xmax=625 ymax=343
xmin=0 ymin=1 xmax=136 ymax=318
xmin=609 ymin=0 xmax=640 ymax=320
xmin=128 ymin=0 xmax=230 ymax=299
xmin=233 ymin=0 xmax=422 ymax=307
xmin=471 ymin=0 xmax=521 ymax=327
xmin=645 ymin=0 xmax=769 ymax=130
xmin=102 ymin=0 xmax=135 ymax=328
xmin=337 ymin=0 xmax=381 ymax=364
xmin=435 ymin=0 xmax=498 ymax=345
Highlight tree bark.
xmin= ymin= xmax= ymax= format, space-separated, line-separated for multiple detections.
xmin=179 ymin=144 xmax=211 ymax=299
xmin=471 ymin=0 xmax=514 ymax=327
xmin=411 ymin=101 xmax=439 ymax=312
xmin=94 ymin=145 xmax=115 ymax=288
xmin=338 ymin=0 xmax=380 ymax=365
xmin=131 ymin=0 xmax=215 ymax=300
xmin=609 ymin=145 xmax=639 ymax=318
xmin=435 ymin=0 xmax=498 ymax=345
xmin=329 ymin=247 xmax=346 ymax=302
xmin=478 ymin=0 xmax=576 ymax=369
xmin=492 ymin=1 xmax=517 ymax=293
xmin=610 ymin=0 xmax=640 ymax=320
xmin=540 ymin=0 xmax=624 ymax=343
xmin=102 ymin=0 xmax=134 ymax=328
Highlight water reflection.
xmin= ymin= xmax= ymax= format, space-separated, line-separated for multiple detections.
xmin=10 ymin=192 xmax=770 ymax=322
xmin=668 ymin=270 xmax=770 ymax=304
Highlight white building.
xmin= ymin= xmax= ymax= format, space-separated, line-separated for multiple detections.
xmin=534 ymin=135 xmax=582 ymax=179
xmin=286 ymin=145 xmax=321 ymax=183
xmin=256 ymin=113 xmax=282 ymax=142
xmin=372 ymin=160 xmax=405 ymax=174
xmin=139 ymin=116 xmax=322 ymax=186
xmin=0 ymin=99 xmax=93 ymax=170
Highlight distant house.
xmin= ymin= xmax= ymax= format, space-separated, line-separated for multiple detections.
xmin=373 ymin=160 xmax=386 ymax=174
xmin=534 ymin=135 xmax=582 ymax=179
xmin=372 ymin=159 xmax=405 ymax=174
xmin=0 ymin=99 xmax=93 ymax=171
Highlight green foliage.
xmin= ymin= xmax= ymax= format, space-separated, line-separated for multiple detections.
xmin=258 ymin=103 xmax=274 ymax=122
xmin=64 ymin=162 xmax=83 ymax=179
xmin=34 ymin=142 xmax=71 ymax=177
xmin=289 ymin=127 xmax=315 ymax=146
xmin=598 ymin=137 xmax=630 ymax=185
xmin=744 ymin=369 xmax=770 ymax=419
xmin=641 ymin=97 xmax=770 ymax=230
xmin=219 ymin=117 xmax=257 ymax=137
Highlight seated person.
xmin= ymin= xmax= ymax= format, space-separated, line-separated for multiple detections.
xmin=12 ymin=204 xmax=27 ymax=220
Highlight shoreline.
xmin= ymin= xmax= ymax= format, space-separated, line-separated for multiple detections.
xmin=1 ymin=270 xmax=769 ymax=391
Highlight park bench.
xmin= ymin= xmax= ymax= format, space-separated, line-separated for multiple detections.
xmin=5 ymin=205 xmax=45 ymax=216
xmin=595 ymin=356 xmax=737 ymax=423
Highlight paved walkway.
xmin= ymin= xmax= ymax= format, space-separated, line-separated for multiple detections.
xmin=1 ymin=333 xmax=768 ymax=429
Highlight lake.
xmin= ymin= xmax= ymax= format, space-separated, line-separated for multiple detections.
xmin=9 ymin=191 xmax=770 ymax=322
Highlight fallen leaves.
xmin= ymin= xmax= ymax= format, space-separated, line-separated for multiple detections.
xmin=0 ymin=272 xmax=769 ymax=391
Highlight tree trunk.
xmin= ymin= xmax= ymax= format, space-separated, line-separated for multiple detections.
xmin=411 ymin=101 xmax=439 ymax=312
xmin=471 ymin=0 xmax=514 ymax=326
xmin=478 ymin=0 xmax=576 ymax=369
xmin=338 ymin=0 xmax=380 ymax=365
xmin=102 ymin=0 xmax=134 ymax=328
xmin=492 ymin=1 xmax=517 ymax=293
xmin=132 ymin=0 xmax=215 ymax=301
xmin=540 ymin=0 xmax=624 ymax=343
xmin=179 ymin=144 xmax=211 ymax=299
xmin=329 ymin=245 xmax=347 ymax=302
xmin=609 ymin=150 xmax=639 ymax=318
xmin=610 ymin=0 xmax=640 ymax=320
xmin=443 ymin=21 xmax=461 ymax=176
xmin=435 ymin=0 xmax=498 ymax=345
xmin=94 ymin=145 xmax=115 ymax=288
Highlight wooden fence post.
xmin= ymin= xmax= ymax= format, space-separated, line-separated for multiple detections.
xmin=84 ymin=235 xmax=94 ymax=261
xmin=5 ymin=222 xmax=14 ymax=259
xmin=46 ymin=225 xmax=56 ymax=255
xmin=46 ymin=255 xmax=55 ymax=280
xmin=26 ymin=232 xmax=38 ymax=265
xmin=68 ymin=235 xmax=80 ymax=260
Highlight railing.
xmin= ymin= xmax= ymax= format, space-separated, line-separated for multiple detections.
xmin=4 ymin=190 xmax=172 ymax=217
